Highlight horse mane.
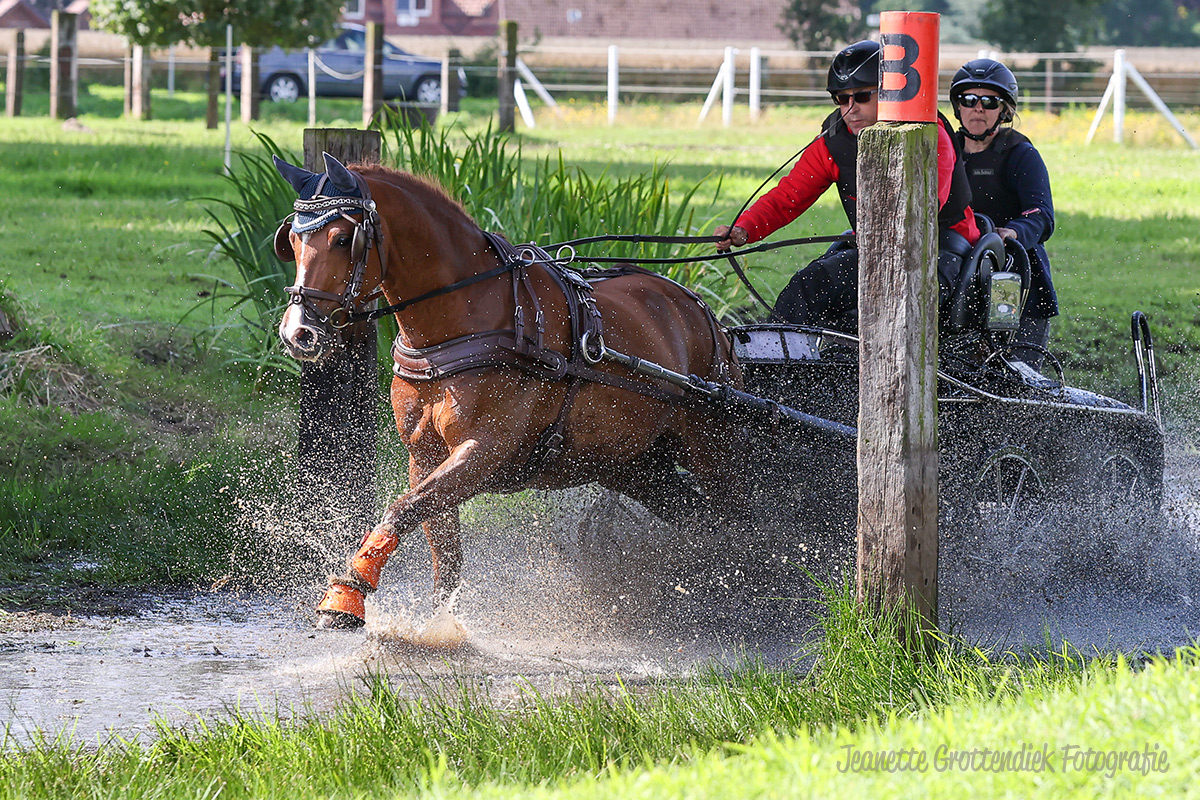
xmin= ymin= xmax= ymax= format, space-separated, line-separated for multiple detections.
xmin=350 ymin=163 xmax=475 ymax=225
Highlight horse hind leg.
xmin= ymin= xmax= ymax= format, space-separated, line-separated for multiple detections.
xmin=599 ymin=436 xmax=705 ymax=526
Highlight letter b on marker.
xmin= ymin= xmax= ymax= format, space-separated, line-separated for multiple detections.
xmin=878 ymin=11 xmax=939 ymax=123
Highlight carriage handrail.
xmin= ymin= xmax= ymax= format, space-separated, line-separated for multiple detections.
xmin=1131 ymin=311 xmax=1162 ymax=429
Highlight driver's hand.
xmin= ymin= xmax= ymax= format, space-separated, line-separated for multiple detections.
xmin=995 ymin=226 xmax=1018 ymax=240
xmin=714 ymin=225 xmax=748 ymax=252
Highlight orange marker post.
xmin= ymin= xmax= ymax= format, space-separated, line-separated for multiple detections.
xmin=878 ymin=11 xmax=940 ymax=123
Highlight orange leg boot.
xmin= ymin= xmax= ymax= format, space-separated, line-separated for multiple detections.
xmin=314 ymin=527 xmax=400 ymax=629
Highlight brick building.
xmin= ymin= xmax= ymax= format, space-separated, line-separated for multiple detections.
xmin=349 ymin=0 xmax=793 ymax=44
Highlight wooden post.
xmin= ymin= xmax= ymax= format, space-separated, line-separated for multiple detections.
xmin=131 ymin=44 xmax=151 ymax=120
xmin=239 ymin=45 xmax=259 ymax=123
xmin=857 ymin=11 xmax=941 ymax=639
xmin=441 ymin=47 xmax=461 ymax=115
xmin=6 ymin=29 xmax=24 ymax=118
xmin=49 ymin=11 xmax=77 ymax=119
xmin=498 ymin=20 xmax=517 ymax=133
xmin=856 ymin=123 xmax=940 ymax=630
xmin=123 ymin=43 xmax=132 ymax=116
xmin=205 ymin=47 xmax=219 ymax=129
xmin=299 ymin=128 xmax=382 ymax=541
xmin=362 ymin=22 xmax=384 ymax=128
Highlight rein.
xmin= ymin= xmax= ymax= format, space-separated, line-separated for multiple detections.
xmin=547 ymin=231 xmax=854 ymax=320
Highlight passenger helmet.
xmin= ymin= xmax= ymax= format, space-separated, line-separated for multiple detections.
xmin=827 ymin=40 xmax=881 ymax=95
xmin=950 ymin=58 xmax=1018 ymax=121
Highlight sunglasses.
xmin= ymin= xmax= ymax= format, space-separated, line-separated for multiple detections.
xmin=832 ymin=89 xmax=877 ymax=106
xmin=957 ymin=93 xmax=1003 ymax=110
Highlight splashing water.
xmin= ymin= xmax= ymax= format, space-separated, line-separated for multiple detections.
xmin=366 ymin=588 xmax=471 ymax=653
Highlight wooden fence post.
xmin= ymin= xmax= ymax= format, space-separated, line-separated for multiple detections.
xmin=498 ymin=20 xmax=517 ymax=132
xmin=6 ymin=29 xmax=24 ymax=118
xmin=441 ymin=47 xmax=461 ymax=115
xmin=299 ymin=128 xmax=383 ymax=541
xmin=362 ymin=22 xmax=384 ymax=128
xmin=205 ymin=47 xmax=219 ymax=129
xmin=856 ymin=12 xmax=941 ymax=641
xmin=49 ymin=11 xmax=77 ymax=119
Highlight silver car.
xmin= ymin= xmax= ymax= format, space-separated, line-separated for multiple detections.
xmin=255 ymin=24 xmax=465 ymax=104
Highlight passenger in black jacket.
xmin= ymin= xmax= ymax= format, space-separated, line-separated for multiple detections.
xmin=951 ymin=58 xmax=1057 ymax=368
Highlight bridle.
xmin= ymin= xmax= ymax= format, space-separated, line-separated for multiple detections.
xmin=276 ymin=172 xmax=385 ymax=329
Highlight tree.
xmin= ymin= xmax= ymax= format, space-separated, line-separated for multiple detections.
xmin=1098 ymin=0 xmax=1200 ymax=46
xmin=92 ymin=1 xmax=342 ymax=124
xmin=978 ymin=0 xmax=1106 ymax=52
xmin=779 ymin=0 xmax=869 ymax=52
xmin=179 ymin=0 xmax=342 ymax=51
xmin=89 ymin=0 xmax=191 ymax=47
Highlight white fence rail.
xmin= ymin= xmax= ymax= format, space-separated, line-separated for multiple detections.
xmin=505 ymin=44 xmax=1200 ymax=126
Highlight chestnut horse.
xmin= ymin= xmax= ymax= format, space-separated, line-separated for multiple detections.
xmin=274 ymin=152 xmax=746 ymax=629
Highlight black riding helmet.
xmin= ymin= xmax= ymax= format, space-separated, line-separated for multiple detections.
xmin=827 ymin=40 xmax=881 ymax=95
xmin=951 ymin=59 xmax=1018 ymax=120
xmin=951 ymin=58 xmax=1018 ymax=141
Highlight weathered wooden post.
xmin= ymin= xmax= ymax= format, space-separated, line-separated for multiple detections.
xmin=498 ymin=20 xmax=517 ymax=133
xmin=239 ymin=45 xmax=259 ymax=123
xmin=49 ymin=11 xmax=77 ymax=119
xmin=856 ymin=11 xmax=941 ymax=641
xmin=362 ymin=22 xmax=384 ymax=128
xmin=298 ymin=128 xmax=382 ymax=541
xmin=5 ymin=29 xmax=24 ymax=118
xmin=441 ymin=47 xmax=461 ymax=115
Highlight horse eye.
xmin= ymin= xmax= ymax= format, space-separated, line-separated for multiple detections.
xmin=333 ymin=234 xmax=352 ymax=248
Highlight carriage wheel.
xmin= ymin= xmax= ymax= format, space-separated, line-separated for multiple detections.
xmin=1081 ymin=450 xmax=1160 ymax=577
xmin=1093 ymin=452 xmax=1144 ymax=507
xmin=971 ymin=447 xmax=1047 ymax=535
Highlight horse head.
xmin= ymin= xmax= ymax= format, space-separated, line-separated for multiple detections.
xmin=274 ymin=152 xmax=384 ymax=363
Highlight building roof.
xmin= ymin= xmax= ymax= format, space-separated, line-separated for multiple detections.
xmin=0 ymin=0 xmax=49 ymax=28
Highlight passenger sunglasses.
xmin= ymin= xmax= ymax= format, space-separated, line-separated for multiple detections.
xmin=958 ymin=93 xmax=1003 ymax=110
xmin=831 ymin=89 xmax=877 ymax=106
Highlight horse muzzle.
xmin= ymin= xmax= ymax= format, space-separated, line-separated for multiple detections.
xmin=279 ymin=315 xmax=337 ymax=363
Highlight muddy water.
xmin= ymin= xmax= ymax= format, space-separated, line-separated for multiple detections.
xmin=3 ymin=447 xmax=1198 ymax=745
xmin=0 ymin=584 xmax=748 ymax=746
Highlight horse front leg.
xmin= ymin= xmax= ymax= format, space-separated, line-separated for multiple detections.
xmin=314 ymin=437 xmax=499 ymax=629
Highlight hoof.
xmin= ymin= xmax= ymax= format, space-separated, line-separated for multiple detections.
xmin=314 ymin=609 xmax=366 ymax=630
xmin=315 ymin=581 xmax=366 ymax=628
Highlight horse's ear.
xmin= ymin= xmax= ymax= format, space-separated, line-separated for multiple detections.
xmin=274 ymin=220 xmax=296 ymax=262
xmin=322 ymin=152 xmax=358 ymax=193
xmin=273 ymin=155 xmax=314 ymax=194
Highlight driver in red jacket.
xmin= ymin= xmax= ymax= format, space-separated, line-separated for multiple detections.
xmin=716 ymin=40 xmax=980 ymax=330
